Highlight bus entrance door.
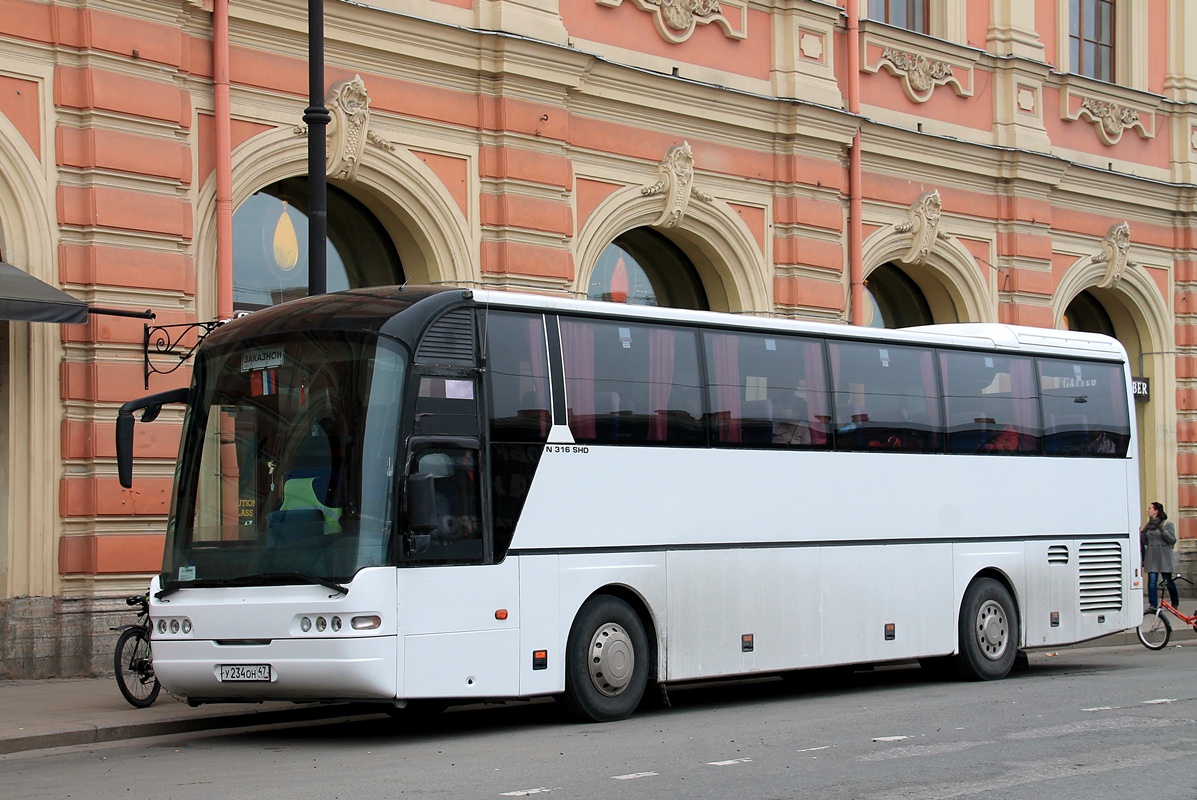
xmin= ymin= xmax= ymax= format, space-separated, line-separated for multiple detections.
xmin=396 ymin=439 xmax=521 ymax=701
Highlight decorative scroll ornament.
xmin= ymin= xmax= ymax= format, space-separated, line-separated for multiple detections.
xmin=876 ymin=48 xmax=957 ymax=103
xmin=293 ymin=75 xmax=395 ymax=180
xmin=641 ymin=142 xmax=713 ymax=228
xmin=1077 ymin=98 xmax=1141 ymax=146
xmin=596 ymin=0 xmax=747 ymax=45
xmin=1092 ymin=221 xmax=1132 ymax=288
xmin=892 ymin=190 xmax=951 ymax=265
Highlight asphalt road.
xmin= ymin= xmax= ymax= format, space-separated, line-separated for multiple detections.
xmin=3 ymin=644 xmax=1195 ymax=800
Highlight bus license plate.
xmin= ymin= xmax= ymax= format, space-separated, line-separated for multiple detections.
xmin=219 ymin=664 xmax=271 ymax=682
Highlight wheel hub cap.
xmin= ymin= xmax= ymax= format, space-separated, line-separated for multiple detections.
xmin=976 ymin=600 xmax=1009 ymax=661
xmin=588 ymin=622 xmax=635 ymax=697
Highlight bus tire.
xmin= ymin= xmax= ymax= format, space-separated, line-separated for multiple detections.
xmin=954 ymin=577 xmax=1018 ymax=681
xmin=561 ymin=595 xmax=649 ymax=723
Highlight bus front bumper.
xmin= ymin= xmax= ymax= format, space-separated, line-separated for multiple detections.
xmin=152 ymin=635 xmax=397 ymax=703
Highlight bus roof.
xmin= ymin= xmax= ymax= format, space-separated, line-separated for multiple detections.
xmin=471 ymin=290 xmax=1129 ymax=362
xmin=208 ymin=286 xmax=1128 ymax=364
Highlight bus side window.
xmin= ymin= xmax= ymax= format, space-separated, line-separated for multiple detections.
xmin=561 ymin=318 xmax=703 ymax=446
xmin=484 ymin=311 xmax=551 ymax=443
xmin=941 ymin=351 xmax=1039 ymax=455
xmin=703 ymin=331 xmax=829 ymax=450
xmin=829 ymin=342 xmax=942 ymax=452
xmin=1037 ymin=358 xmax=1129 ymax=457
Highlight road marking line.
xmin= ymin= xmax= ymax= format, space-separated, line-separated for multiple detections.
xmin=708 ymin=758 xmax=752 ymax=766
xmin=872 ymin=736 xmax=909 ymax=742
xmin=1082 ymin=706 xmax=1114 ymax=711
xmin=501 ymin=788 xmax=561 ymax=796
xmin=796 ymin=746 xmax=831 ymax=753
xmin=1142 ymin=698 xmax=1177 ymax=704
xmin=611 ymin=772 xmax=658 ymax=780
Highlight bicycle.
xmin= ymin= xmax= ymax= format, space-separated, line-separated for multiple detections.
xmin=111 ymin=593 xmax=161 ymax=707
xmin=1136 ymin=574 xmax=1197 ymax=650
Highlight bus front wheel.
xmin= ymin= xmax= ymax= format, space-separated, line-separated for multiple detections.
xmin=954 ymin=577 xmax=1018 ymax=681
xmin=561 ymin=595 xmax=649 ymax=722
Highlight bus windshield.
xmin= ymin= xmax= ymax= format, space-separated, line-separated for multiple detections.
xmin=161 ymin=331 xmax=408 ymax=592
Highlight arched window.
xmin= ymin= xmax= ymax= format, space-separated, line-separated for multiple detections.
xmin=1062 ymin=289 xmax=1116 ymax=337
xmin=588 ymin=229 xmax=707 ymax=310
xmin=863 ymin=263 xmax=934 ymax=328
xmin=232 ymin=177 xmax=402 ymax=312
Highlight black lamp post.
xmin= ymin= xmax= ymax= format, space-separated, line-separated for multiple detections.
xmin=304 ymin=0 xmax=329 ymax=296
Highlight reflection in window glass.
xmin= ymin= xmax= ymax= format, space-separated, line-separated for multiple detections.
xmin=561 ymin=318 xmax=704 ymax=446
xmin=232 ymin=178 xmax=402 ymax=312
xmin=485 ymin=311 xmax=551 ymax=443
xmin=589 ymin=229 xmax=707 ymax=310
xmin=1038 ymin=357 xmax=1129 ymax=457
xmin=868 ymin=0 xmax=928 ymax=33
xmin=704 ymin=330 xmax=830 ymax=449
xmin=941 ymin=351 xmax=1040 ymax=455
xmin=1069 ymin=0 xmax=1114 ymax=82
xmin=828 ymin=341 xmax=941 ymax=452
xmin=408 ymin=445 xmax=483 ymax=564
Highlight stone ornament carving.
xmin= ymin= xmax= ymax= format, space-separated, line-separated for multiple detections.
xmin=596 ymin=0 xmax=747 ymax=44
xmin=293 ymin=75 xmax=395 ymax=181
xmin=641 ymin=141 xmax=713 ymax=228
xmin=893 ymin=190 xmax=951 ymax=265
xmin=1092 ymin=221 xmax=1132 ymax=288
xmin=875 ymin=48 xmax=960 ymax=104
xmin=1077 ymin=98 xmax=1142 ymax=146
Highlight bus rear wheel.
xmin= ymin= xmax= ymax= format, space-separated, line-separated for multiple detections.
xmin=954 ymin=577 xmax=1018 ymax=681
xmin=561 ymin=595 xmax=649 ymax=723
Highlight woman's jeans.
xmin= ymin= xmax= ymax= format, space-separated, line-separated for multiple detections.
xmin=1148 ymin=571 xmax=1179 ymax=609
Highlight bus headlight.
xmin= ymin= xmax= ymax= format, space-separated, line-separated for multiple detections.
xmin=351 ymin=615 xmax=381 ymax=631
xmin=300 ymin=616 xmax=312 ymax=633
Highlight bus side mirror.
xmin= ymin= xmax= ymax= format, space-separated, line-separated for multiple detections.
xmin=116 ymin=388 xmax=190 ymax=489
xmin=405 ymin=472 xmax=437 ymax=555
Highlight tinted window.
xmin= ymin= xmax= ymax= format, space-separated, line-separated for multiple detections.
xmin=561 ymin=318 xmax=704 ymax=446
xmin=1038 ymin=357 xmax=1130 ymax=457
xmin=704 ymin=330 xmax=830 ymax=448
xmin=828 ymin=341 xmax=942 ymax=452
xmin=941 ymin=351 xmax=1040 ymax=455
xmin=484 ymin=311 xmax=551 ymax=443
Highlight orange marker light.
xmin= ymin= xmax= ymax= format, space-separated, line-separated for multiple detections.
xmin=495 ymin=609 xmax=508 ymax=620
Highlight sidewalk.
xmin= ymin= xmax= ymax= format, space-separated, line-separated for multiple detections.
xmin=1 ymin=592 xmax=1193 ymax=756
xmin=0 ymin=679 xmax=373 ymax=756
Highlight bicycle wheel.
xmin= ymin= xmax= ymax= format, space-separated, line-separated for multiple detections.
xmin=114 ymin=628 xmax=161 ymax=707
xmin=1136 ymin=610 xmax=1171 ymax=650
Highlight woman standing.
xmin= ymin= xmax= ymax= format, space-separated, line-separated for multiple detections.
xmin=1141 ymin=501 xmax=1179 ymax=610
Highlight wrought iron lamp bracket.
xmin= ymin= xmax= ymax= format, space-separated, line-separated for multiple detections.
xmin=144 ymin=320 xmax=225 ymax=389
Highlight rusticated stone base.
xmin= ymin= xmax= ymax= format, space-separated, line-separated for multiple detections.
xmin=0 ymin=596 xmax=128 ymax=679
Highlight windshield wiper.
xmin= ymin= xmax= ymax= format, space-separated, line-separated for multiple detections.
xmin=254 ymin=572 xmax=349 ymax=595
xmin=155 ymin=572 xmax=348 ymax=597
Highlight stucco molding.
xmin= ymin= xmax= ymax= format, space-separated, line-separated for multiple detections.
xmin=595 ymin=0 xmax=747 ymax=44
xmin=639 ymin=142 xmax=713 ymax=228
xmin=892 ymin=190 xmax=953 ymax=266
xmin=861 ymin=199 xmax=992 ymax=323
xmin=574 ymin=182 xmax=770 ymax=314
xmin=860 ymin=24 xmax=978 ymax=104
xmin=292 ymin=75 xmax=397 ymax=182
xmin=1061 ymin=81 xmax=1157 ymax=145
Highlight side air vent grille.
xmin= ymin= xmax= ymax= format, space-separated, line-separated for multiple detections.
xmin=417 ymin=308 xmax=475 ymax=365
xmin=1079 ymin=542 xmax=1123 ymax=612
xmin=1047 ymin=544 xmax=1069 ymax=564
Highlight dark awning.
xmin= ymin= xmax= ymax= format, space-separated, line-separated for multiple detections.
xmin=0 ymin=260 xmax=154 ymax=324
xmin=0 ymin=260 xmax=89 ymax=324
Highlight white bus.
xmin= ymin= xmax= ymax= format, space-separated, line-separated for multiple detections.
xmin=117 ymin=287 xmax=1141 ymax=722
